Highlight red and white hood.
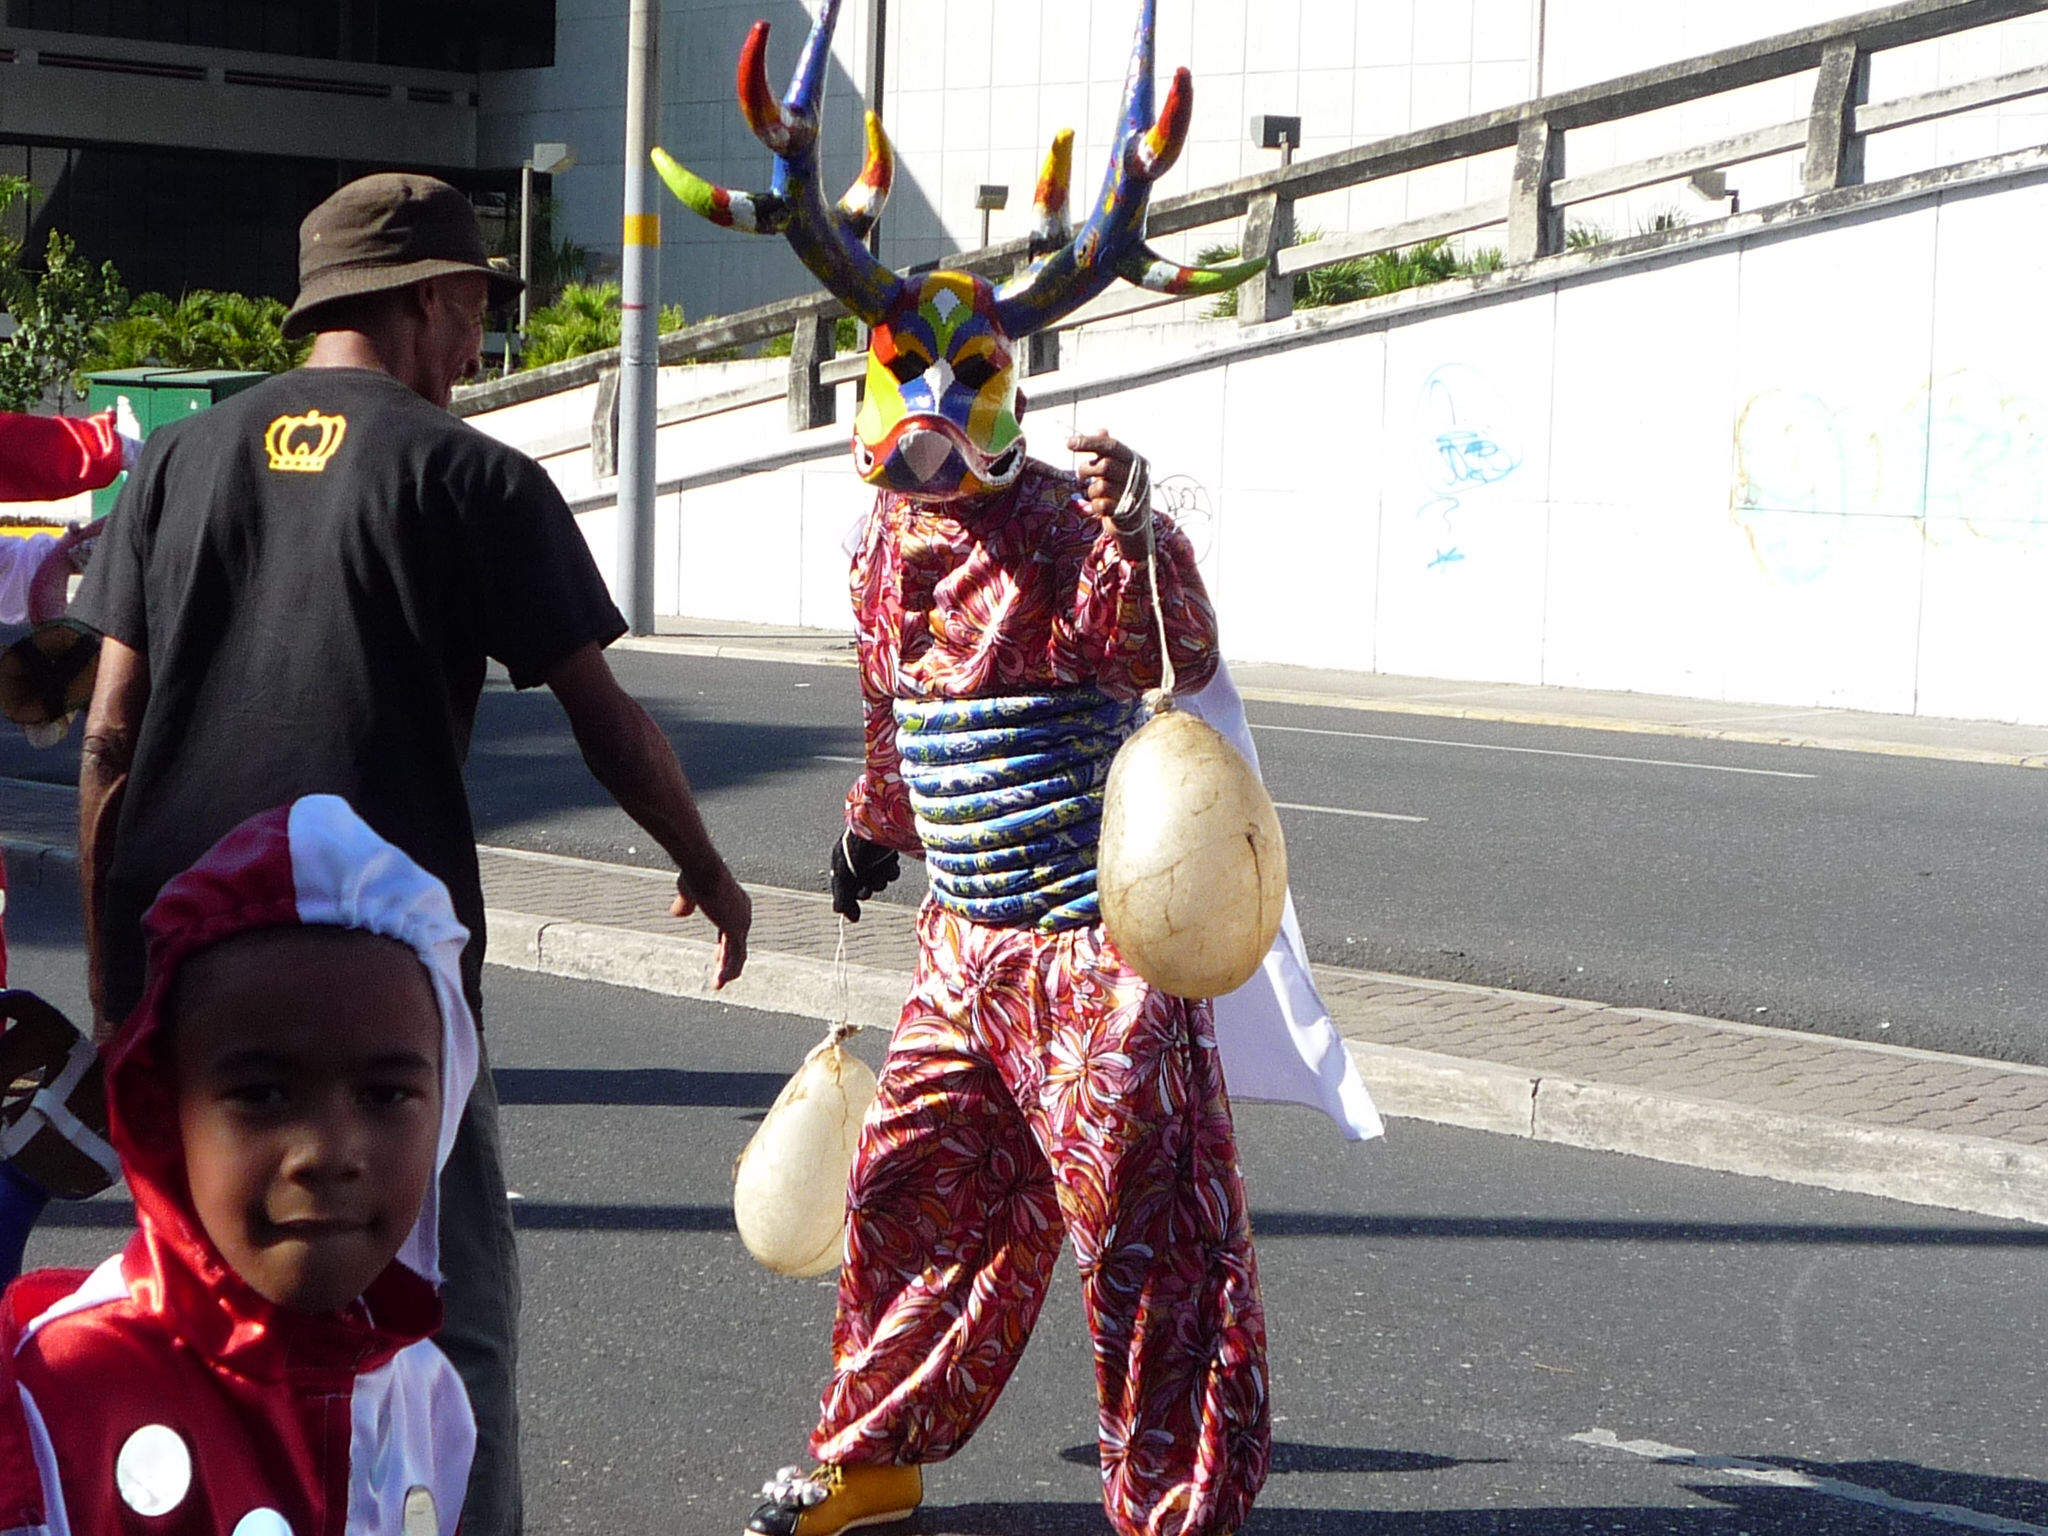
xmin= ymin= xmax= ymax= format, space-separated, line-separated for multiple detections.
xmin=111 ymin=795 xmax=478 ymax=1295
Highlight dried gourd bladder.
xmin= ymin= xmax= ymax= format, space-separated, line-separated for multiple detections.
xmin=1099 ymin=701 xmax=1289 ymax=999
xmin=732 ymin=1028 xmax=878 ymax=1276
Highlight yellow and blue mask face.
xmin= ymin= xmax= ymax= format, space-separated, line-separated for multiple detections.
xmin=852 ymin=272 xmax=1025 ymax=501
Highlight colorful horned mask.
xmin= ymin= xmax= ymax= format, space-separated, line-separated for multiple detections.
xmin=654 ymin=0 xmax=1263 ymax=502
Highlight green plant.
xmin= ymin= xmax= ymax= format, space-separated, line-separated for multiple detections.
xmin=1199 ymin=230 xmax=1500 ymax=318
xmin=0 ymin=228 xmax=127 ymax=410
xmin=89 ymin=289 xmax=308 ymax=373
xmin=761 ymin=315 xmax=862 ymax=357
xmin=0 ymin=173 xmax=31 ymax=281
xmin=521 ymin=282 xmax=684 ymax=368
xmin=1636 ymin=206 xmax=1690 ymax=236
xmin=1355 ymin=237 xmax=1460 ymax=297
xmin=1565 ymin=222 xmax=1612 ymax=250
xmin=487 ymin=192 xmax=592 ymax=314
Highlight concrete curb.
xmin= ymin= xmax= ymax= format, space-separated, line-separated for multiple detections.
xmin=484 ymin=905 xmax=2044 ymax=1226
xmin=485 ymin=908 xmax=908 ymax=1031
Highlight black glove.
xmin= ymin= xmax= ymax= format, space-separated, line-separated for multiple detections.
xmin=829 ymin=830 xmax=901 ymax=922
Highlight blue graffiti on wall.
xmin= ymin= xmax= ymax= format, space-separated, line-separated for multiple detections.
xmin=1417 ymin=365 xmax=1521 ymax=569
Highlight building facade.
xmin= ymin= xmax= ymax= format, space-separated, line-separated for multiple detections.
xmin=6 ymin=1 xmax=2047 ymax=319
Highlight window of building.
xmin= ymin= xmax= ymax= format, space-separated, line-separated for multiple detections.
xmin=1 ymin=0 xmax=555 ymax=72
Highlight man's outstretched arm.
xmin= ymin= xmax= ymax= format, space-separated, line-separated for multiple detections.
xmin=78 ymin=637 xmax=148 ymax=1039
xmin=543 ymin=642 xmax=751 ymax=987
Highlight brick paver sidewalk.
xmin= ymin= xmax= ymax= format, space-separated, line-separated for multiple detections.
xmin=476 ymin=845 xmax=2048 ymax=1227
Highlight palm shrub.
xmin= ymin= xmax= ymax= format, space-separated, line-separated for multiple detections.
xmin=760 ymin=315 xmax=863 ymax=357
xmin=521 ymin=282 xmax=686 ymax=368
xmin=90 ymin=289 xmax=307 ymax=373
xmin=1200 ymin=231 xmax=1501 ymax=318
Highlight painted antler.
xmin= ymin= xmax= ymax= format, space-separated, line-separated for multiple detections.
xmin=992 ymin=0 xmax=1261 ymax=335
xmin=651 ymin=0 xmax=901 ymax=323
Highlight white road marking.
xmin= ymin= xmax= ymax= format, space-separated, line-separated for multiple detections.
xmin=1252 ymin=724 xmax=1818 ymax=779
xmin=1573 ymin=1429 xmax=2048 ymax=1534
xmin=1273 ymin=801 xmax=1429 ymax=823
xmin=814 ymin=755 xmax=867 ymax=765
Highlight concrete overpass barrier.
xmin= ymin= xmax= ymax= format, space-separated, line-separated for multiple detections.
xmin=459 ymin=0 xmax=2048 ymax=728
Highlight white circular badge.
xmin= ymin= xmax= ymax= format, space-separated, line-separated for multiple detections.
xmin=231 ymin=1510 xmax=294 ymax=1536
xmin=115 ymin=1424 xmax=192 ymax=1517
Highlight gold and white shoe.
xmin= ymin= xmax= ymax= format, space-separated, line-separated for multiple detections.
xmin=744 ymin=1463 xmax=922 ymax=1536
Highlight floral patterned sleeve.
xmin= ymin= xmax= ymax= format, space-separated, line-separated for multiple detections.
xmin=843 ymin=507 xmax=925 ymax=856
xmin=1064 ymin=510 xmax=1219 ymax=698
xmin=845 ymin=684 xmax=922 ymax=855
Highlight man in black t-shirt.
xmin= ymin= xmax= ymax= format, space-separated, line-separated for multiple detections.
xmin=71 ymin=174 xmax=752 ymax=1536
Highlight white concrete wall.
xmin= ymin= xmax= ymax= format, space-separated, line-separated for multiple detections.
xmin=507 ymin=167 xmax=2048 ymax=724
xmin=485 ymin=0 xmax=2048 ymax=321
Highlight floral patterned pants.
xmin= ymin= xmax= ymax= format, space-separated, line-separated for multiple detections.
xmin=810 ymin=903 xmax=1270 ymax=1536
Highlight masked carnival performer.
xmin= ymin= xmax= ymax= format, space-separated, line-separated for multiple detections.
xmin=655 ymin=5 xmax=1287 ymax=1534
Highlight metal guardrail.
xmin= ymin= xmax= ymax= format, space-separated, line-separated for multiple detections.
xmin=453 ymin=0 xmax=2048 ymax=427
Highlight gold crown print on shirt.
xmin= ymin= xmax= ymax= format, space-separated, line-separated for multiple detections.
xmin=264 ymin=411 xmax=348 ymax=473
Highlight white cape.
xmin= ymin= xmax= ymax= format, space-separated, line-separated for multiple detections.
xmin=1185 ymin=663 xmax=1385 ymax=1142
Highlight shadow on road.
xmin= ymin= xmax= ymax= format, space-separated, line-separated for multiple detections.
xmin=492 ymin=1065 xmax=785 ymax=1107
xmin=467 ymin=689 xmax=860 ymax=834
xmin=1253 ymin=1213 xmax=2048 ymax=1246
xmin=1058 ymin=1442 xmax=1476 ymax=1476
xmin=1697 ymin=1457 xmax=2048 ymax=1524
xmin=48 ymin=1197 xmax=2039 ymax=1256
xmin=920 ymin=1479 xmax=2048 ymax=1532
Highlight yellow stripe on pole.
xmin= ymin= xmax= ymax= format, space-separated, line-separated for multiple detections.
xmin=624 ymin=213 xmax=661 ymax=245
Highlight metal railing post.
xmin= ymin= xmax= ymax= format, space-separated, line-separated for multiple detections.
xmin=786 ymin=314 xmax=838 ymax=431
xmin=1239 ymin=189 xmax=1296 ymax=326
xmin=1804 ymin=39 xmax=1871 ymax=193
xmin=1508 ymin=115 xmax=1565 ymax=263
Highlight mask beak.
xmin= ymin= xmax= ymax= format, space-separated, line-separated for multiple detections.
xmin=854 ymin=415 xmax=1026 ymax=500
xmin=900 ymin=427 xmax=956 ymax=483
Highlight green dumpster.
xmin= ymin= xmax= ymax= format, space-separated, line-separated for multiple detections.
xmin=82 ymin=369 xmax=269 ymax=517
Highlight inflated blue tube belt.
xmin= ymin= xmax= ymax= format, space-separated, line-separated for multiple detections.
xmin=894 ymin=689 xmax=1143 ymax=932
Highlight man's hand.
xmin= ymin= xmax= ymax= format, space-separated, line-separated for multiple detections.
xmin=830 ymin=831 xmax=901 ymax=922
xmin=112 ymin=396 xmax=144 ymax=471
xmin=1069 ymin=430 xmax=1151 ymax=558
xmin=1070 ymin=430 xmax=1134 ymax=521
xmin=673 ymin=866 xmax=751 ymax=989
xmin=26 ymin=524 xmax=99 ymax=625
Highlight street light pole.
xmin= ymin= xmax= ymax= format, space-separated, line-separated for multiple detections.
xmin=510 ymin=143 xmax=575 ymax=378
xmin=511 ymin=158 xmax=533 ymax=378
xmin=617 ymin=0 xmax=660 ymax=635
xmin=518 ymin=160 xmax=534 ymax=332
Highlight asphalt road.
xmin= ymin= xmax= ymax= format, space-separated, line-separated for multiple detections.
xmin=449 ymin=652 xmax=2048 ymax=1067
xmin=11 ymin=874 xmax=2045 ymax=1536
xmin=6 ymin=645 xmax=2043 ymax=1063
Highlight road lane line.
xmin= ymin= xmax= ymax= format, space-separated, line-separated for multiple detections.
xmin=1573 ymin=1430 xmax=2048 ymax=1534
xmin=1252 ymin=724 xmax=1818 ymax=779
xmin=1273 ymin=801 xmax=1429 ymax=823
xmin=813 ymin=755 xmax=866 ymax=765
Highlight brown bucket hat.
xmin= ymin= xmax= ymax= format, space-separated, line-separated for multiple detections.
xmin=282 ymin=172 xmax=523 ymax=339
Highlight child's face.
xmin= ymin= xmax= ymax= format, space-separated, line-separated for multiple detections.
xmin=172 ymin=928 xmax=442 ymax=1314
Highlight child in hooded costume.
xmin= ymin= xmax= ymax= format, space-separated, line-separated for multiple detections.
xmin=0 ymin=795 xmax=479 ymax=1536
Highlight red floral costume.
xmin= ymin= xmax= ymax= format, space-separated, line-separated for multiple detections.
xmin=816 ymin=461 xmax=1270 ymax=1536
